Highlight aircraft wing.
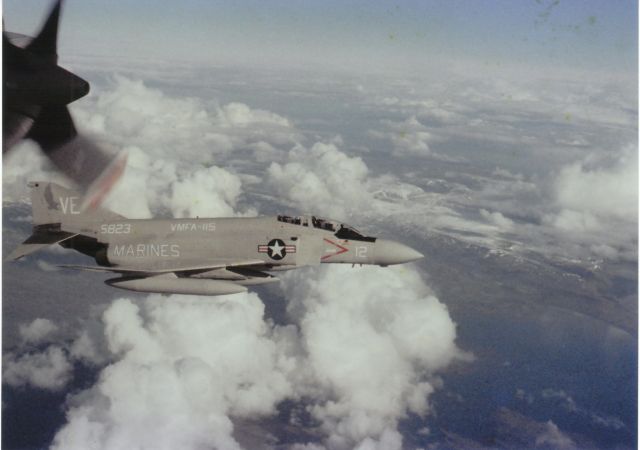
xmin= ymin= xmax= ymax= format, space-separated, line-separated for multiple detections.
xmin=59 ymin=259 xmax=266 ymax=275
xmin=4 ymin=0 xmax=127 ymax=211
xmin=5 ymin=230 xmax=79 ymax=261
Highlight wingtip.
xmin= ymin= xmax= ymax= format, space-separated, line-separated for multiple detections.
xmin=4 ymin=245 xmax=35 ymax=262
xmin=4 ymin=252 xmax=23 ymax=262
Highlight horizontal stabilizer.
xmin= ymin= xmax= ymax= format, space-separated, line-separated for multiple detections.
xmin=6 ymin=229 xmax=78 ymax=261
xmin=6 ymin=243 xmax=52 ymax=261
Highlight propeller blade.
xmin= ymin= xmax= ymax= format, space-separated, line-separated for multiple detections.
xmin=26 ymin=0 xmax=62 ymax=62
xmin=27 ymin=104 xmax=77 ymax=148
xmin=28 ymin=105 xmax=126 ymax=209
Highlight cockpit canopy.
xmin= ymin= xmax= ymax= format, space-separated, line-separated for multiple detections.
xmin=277 ymin=215 xmax=376 ymax=242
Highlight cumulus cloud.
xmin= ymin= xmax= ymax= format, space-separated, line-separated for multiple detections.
xmin=265 ymin=140 xmax=431 ymax=225
xmin=78 ymin=77 xmax=297 ymax=219
xmin=4 ymin=75 xmax=466 ymax=448
xmin=369 ymin=116 xmax=433 ymax=157
xmin=70 ymin=330 xmax=107 ymax=366
xmin=515 ymin=388 xmax=535 ymax=405
xmin=4 ymin=52 xmax=637 ymax=450
xmin=552 ymin=145 xmax=638 ymax=232
xmin=535 ymin=144 xmax=638 ymax=261
xmin=281 ymin=265 xmax=466 ymax=448
xmin=480 ymin=209 xmax=514 ymax=230
xmin=3 ymin=75 xmax=299 ymax=219
xmin=69 ymin=76 xmax=296 ymax=218
xmin=216 ymin=102 xmax=291 ymax=128
xmin=351 ymin=429 xmax=403 ymax=450
xmin=76 ymin=76 xmax=215 ymax=160
xmin=535 ymin=421 xmax=576 ymax=449
xmin=373 ymin=97 xmax=461 ymax=126
xmin=541 ymin=388 xmax=626 ymax=431
xmin=73 ymin=75 xmax=297 ymax=162
xmin=100 ymin=146 xmax=156 ymax=218
xmin=52 ymin=294 xmax=294 ymax=450
xmin=4 ymin=346 xmax=73 ymax=391
xmin=167 ymin=166 xmax=255 ymax=218
xmin=100 ymin=148 xmax=249 ymax=219
xmin=396 ymin=142 xmax=637 ymax=262
xmin=2 ymin=140 xmax=69 ymax=203
xmin=19 ymin=318 xmax=59 ymax=345
xmin=5 ymin=320 xmax=107 ymax=391
xmin=49 ymin=264 xmax=463 ymax=450
xmin=267 ymin=142 xmax=371 ymax=219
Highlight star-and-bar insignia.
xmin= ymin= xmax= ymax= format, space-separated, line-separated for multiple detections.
xmin=258 ymin=239 xmax=296 ymax=260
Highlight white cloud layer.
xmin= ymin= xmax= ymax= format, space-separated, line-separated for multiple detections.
xmin=552 ymin=145 xmax=638 ymax=232
xmin=3 ymin=62 xmax=636 ymax=449
xmin=4 ymin=346 xmax=72 ymax=391
xmin=50 ymin=265 xmax=463 ymax=450
xmin=480 ymin=209 xmax=514 ymax=230
xmin=74 ymin=77 xmax=293 ymax=163
xmin=2 ymin=141 xmax=69 ymax=203
xmin=5 ymin=70 xmax=634 ymax=266
xmin=368 ymin=116 xmax=433 ymax=157
xmin=19 ymin=318 xmax=59 ymax=345
xmin=81 ymin=77 xmax=293 ymax=218
xmin=2 ymin=75 xmax=297 ymax=219
xmin=267 ymin=142 xmax=371 ymax=219
xmin=535 ymin=421 xmax=577 ymax=450
xmin=281 ymin=265 xmax=466 ymax=449
xmin=52 ymin=294 xmax=292 ymax=450
xmin=167 ymin=166 xmax=251 ymax=218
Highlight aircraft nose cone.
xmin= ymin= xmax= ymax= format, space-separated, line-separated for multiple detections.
xmin=375 ymin=239 xmax=424 ymax=266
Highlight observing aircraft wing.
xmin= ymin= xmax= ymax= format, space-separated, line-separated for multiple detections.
xmin=25 ymin=105 xmax=129 ymax=210
xmin=3 ymin=0 xmax=126 ymax=210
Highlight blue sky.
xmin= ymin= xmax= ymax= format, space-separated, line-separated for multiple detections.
xmin=4 ymin=0 xmax=637 ymax=73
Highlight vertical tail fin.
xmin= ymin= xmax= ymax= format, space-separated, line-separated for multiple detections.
xmin=30 ymin=181 xmax=83 ymax=225
xmin=5 ymin=182 xmax=125 ymax=261
xmin=29 ymin=181 xmax=124 ymax=226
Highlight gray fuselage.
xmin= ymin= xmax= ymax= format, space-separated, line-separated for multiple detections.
xmin=79 ymin=216 xmax=385 ymax=269
xmin=13 ymin=182 xmax=423 ymax=296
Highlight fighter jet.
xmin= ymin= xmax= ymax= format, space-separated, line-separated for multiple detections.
xmin=4 ymin=0 xmax=126 ymax=209
xmin=8 ymin=182 xmax=424 ymax=296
